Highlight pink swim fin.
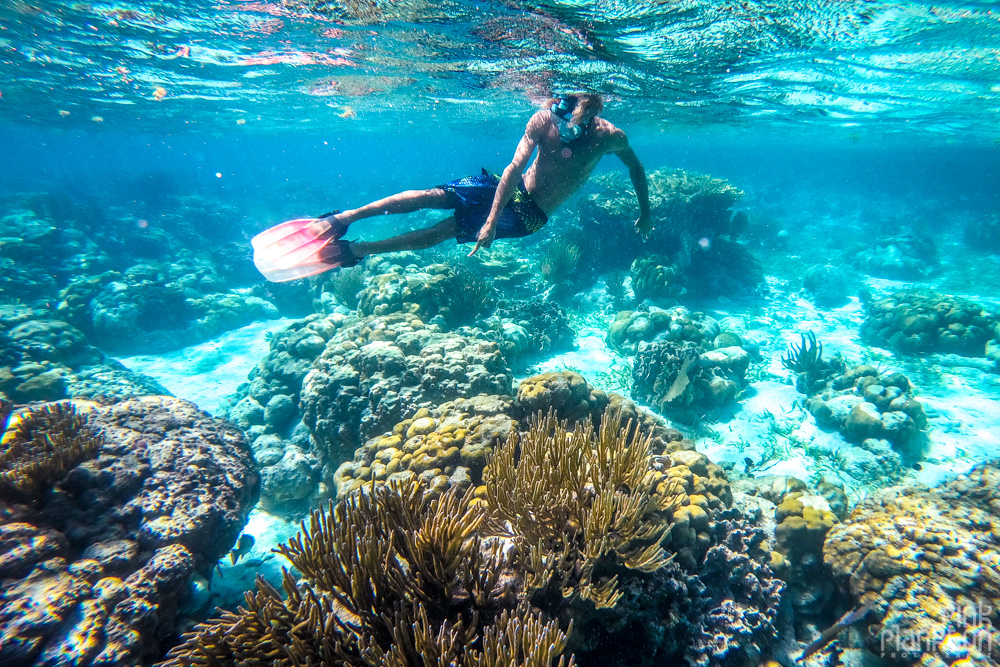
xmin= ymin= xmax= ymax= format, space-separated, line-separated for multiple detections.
xmin=251 ymin=216 xmax=356 ymax=282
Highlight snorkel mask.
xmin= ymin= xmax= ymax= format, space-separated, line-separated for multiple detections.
xmin=551 ymin=96 xmax=588 ymax=143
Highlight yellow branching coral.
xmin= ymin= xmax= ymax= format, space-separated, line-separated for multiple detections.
xmin=483 ymin=408 xmax=685 ymax=610
xmin=0 ymin=401 xmax=103 ymax=502
xmin=162 ymin=478 xmax=574 ymax=667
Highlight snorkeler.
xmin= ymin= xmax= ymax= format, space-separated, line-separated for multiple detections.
xmin=252 ymin=94 xmax=652 ymax=282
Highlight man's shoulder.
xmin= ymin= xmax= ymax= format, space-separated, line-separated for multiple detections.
xmin=525 ymin=109 xmax=552 ymax=130
xmin=592 ymin=118 xmax=628 ymax=149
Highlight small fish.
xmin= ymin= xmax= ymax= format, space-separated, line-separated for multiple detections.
xmin=153 ymin=86 xmax=168 ymax=100
xmin=799 ymin=599 xmax=875 ymax=661
xmin=229 ymin=534 xmax=255 ymax=565
xmin=912 ymin=463 xmax=923 ymax=471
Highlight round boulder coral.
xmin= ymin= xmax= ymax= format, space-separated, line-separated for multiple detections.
xmin=861 ymin=289 xmax=998 ymax=357
xmin=300 ymin=313 xmax=512 ymax=486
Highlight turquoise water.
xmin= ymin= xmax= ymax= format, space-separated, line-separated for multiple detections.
xmin=3 ymin=1 xmax=1000 ymax=666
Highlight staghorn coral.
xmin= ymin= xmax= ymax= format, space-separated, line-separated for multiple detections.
xmin=0 ymin=402 xmax=103 ymax=502
xmin=484 ymin=409 xmax=686 ymax=610
xmin=162 ymin=478 xmax=573 ymax=667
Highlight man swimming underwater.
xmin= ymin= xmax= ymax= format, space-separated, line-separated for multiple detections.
xmin=252 ymin=94 xmax=652 ymax=282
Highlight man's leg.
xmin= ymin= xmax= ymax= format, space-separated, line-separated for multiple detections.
xmin=351 ymin=217 xmax=458 ymax=258
xmin=336 ymin=188 xmax=457 ymax=227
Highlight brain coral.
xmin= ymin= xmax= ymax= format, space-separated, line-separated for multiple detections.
xmin=606 ymin=306 xmax=721 ymax=356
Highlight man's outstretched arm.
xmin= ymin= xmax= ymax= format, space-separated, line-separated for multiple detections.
xmin=468 ymin=113 xmax=545 ymax=256
xmin=614 ymin=141 xmax=652 ymax=236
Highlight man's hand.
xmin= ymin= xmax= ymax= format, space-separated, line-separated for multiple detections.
xmin=467 ymin=220 xmax=497 ymax=256
xmin=634 ymin=212 xmax=654 ymax=239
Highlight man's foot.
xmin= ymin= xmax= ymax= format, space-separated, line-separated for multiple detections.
xmin=320 ymin=239 xmax=362 ymax=268
xmin=318 ymin=211 xmax=350 ymax=240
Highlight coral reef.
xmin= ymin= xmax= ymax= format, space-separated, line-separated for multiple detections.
xmin=583 ymin=169 xmax=745 ymax=242
xmin=629 ymin=241 xmax=764 ymax=304
xmin=861 ymin=289 xmax=998 ymax=357
xmin=606 ymin=306 xmax=721 ymax=356
xmin=0 ymin=396 xmax=258 ymax=666
xmin=57 ymin=264 xmax=279 ymax=354
xmin=220 ymin=312 xmax=355 ymax=512
xmin=571 ymin=169 xmax=747 ymax=280
xmin=300 ymin=312 xmax=511 ymax=488
xmin=806 ymin=364 xmax=928 ymax=459
xmin=781 ymin=331 xmax=846 ymax=395
xmin=802 ymin=264 xmax=850 ymax=308
xmin=333 ymin=395 xmax=518 ymax=498
xmin=358 ymin=261 xmax=496 ymax=327
xmin=772 ymin=493 xmax=839 ymax=615
xmin=161 ymin=477 xmax=572 ymax=667
xmin=852 ymin=232 xmax=938 ymax=281
xmin=329 ymin=377 xmax=778 ymax=667
xmin=630 ymin=254 xmax=682 ymax=303
xmin=479 ymin=299 xmax=576 ymax=363
xmin=333 ymin=373 xmax=695 ymax=502
xmin=686 ymin=238 xmax=766 ymax=300
xmin=484 ymin=409 xmax=686 ymax=609
xmin=0 ymin=307 xmax=169 ymax=404
xmin=824 ymin=462 xmax=1000 ymax=666
xmin=0 ymin=402 xmax=103 ymax=502
xmin=540 ymin=239 xmax=582 ymax=286
xmin=631 ymin=341 xmax=750 ymax=424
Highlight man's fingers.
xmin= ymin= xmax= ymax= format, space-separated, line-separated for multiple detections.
xmin=467 ymin=242 xmax=481 ymax=257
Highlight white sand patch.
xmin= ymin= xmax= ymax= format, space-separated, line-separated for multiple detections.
xmin=116 ymin=318 xmax=292 ymax=415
